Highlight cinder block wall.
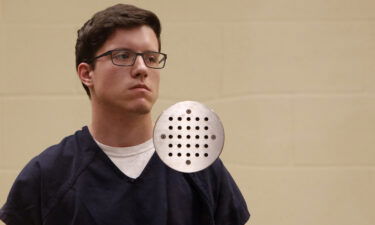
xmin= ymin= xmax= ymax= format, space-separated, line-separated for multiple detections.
xmin=1 ymin=1 xmax=375 ymax=225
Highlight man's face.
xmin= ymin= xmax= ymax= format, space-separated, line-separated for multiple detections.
xmin=89 ymin=26 xmax=160 ymax=115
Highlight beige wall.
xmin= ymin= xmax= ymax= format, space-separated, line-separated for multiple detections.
xmin=1 ymin=0 xmax=375 ymax=224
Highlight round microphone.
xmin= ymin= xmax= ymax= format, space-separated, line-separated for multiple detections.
xmin=153 ymin=101 xmax=225 ymax=173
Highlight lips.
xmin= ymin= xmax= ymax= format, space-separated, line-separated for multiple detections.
xmin=129 ymin=84 xmax=151 ymax=91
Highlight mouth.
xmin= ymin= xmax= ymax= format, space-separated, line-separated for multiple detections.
xmin=129 ymin=84 xmax=151 ymax=92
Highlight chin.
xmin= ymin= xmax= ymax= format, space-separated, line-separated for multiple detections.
xmin=132 ymin=105 xmax=152 ymax=115
xmin=127 ymin=100 xmax=154 ymax=115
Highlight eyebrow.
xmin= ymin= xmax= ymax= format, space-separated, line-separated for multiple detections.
xmin=110 ymin=48 xmax=132 ymax=52
xmin=111 ymin=48 xmax=160 ymax=53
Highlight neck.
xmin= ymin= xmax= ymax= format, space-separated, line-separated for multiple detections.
xmin=89 ymin=103 xmax=154 ymax=147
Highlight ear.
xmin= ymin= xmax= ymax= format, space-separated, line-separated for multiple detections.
xmin=77 ymin=62 xmax=94 ymax=87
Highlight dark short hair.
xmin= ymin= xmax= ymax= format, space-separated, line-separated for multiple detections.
xmin=75 ymin=4 xmax=162 ymax=97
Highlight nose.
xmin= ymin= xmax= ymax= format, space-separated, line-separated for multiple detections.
xmin=130 ymin=55 xmax=148 ymax=79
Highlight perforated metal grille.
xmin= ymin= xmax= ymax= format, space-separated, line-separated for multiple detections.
xmin=153 ymin=101 xmax=224 ymax=173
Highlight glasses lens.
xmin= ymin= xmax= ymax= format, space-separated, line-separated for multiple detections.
xmin=143 ymin=52 xmax=166 ymax=68
xmin=112 ymin=50 xmax=135 ymax=66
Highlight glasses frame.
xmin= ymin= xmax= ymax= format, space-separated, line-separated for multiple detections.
xmin=89 ymin=49 xmax=167 ymax=69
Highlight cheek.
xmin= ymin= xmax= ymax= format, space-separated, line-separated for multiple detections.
xmin=156 ymin=74 xmax=160 ymax=86
xmin=153 ymin=72 xmax=161 ymax=88
xmin=153 ymin=75 xmax=160 ymax=94
xmin=96 ymin=67 xmax=126 ymax=87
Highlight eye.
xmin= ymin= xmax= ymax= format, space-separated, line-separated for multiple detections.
xmin=144 ymin=52 xmax=160 ymax=64
xmin=113 ymin=51 xmax=132 ymax=61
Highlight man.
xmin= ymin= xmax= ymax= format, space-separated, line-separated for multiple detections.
xmin=0 ymin=4 xmax=250 ymax=225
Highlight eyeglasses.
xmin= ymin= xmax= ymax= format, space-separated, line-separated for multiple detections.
xmin=89 ymin=49 xmax=167 ymax=69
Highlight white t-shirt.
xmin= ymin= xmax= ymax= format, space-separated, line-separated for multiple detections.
xmin=94 ymin=138 xmax=155 ymax=179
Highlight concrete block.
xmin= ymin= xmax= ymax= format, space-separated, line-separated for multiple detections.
xmin=151 ymin=98 xmax=176 ymax=122
xmin=0 ymin=39 xmax=5 ymax=146
xmin=0 ymin=25 xmax=79 ymax=94
xmin=293 ymin=96 xmax=375 ymax=165
xmin=96 ymin=0 xmax=164 ymax=14
xmin=160 ymin=22 xmax=222 ymax=100
xmin=221 ymin=22 xmax=374 ymax=95
xmin=0 ymin=25 xmax=4 ymax=84
xmin=1 ymin=96 xmax=90 ymax=169
xmin=149 ymin=0 xmax=375 ymax=22
xmin=3 ymin=0 xmax=375 ymax=24
xmin=0 ymin=98 xmax=3 ymax=167
xmin=227 ymin=165 xmax=375 ymax=225
xmin=245 ymin=0 xmax=375 ymax=20
xmin=0 ymin=0 xmax=3 ymax=21
xmin=0 ymin=170 xmax=19 ymax=206
xmin=364 ymin=62 xmax=375 ymax=92
xmin=2 ymin=0 xmax=100 ymax=24
xmin=209 ymin=97 xmax=293 ymax=165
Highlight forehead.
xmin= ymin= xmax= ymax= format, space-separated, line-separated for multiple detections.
xmin=100 ymin=26 xmax=159 ymax=53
